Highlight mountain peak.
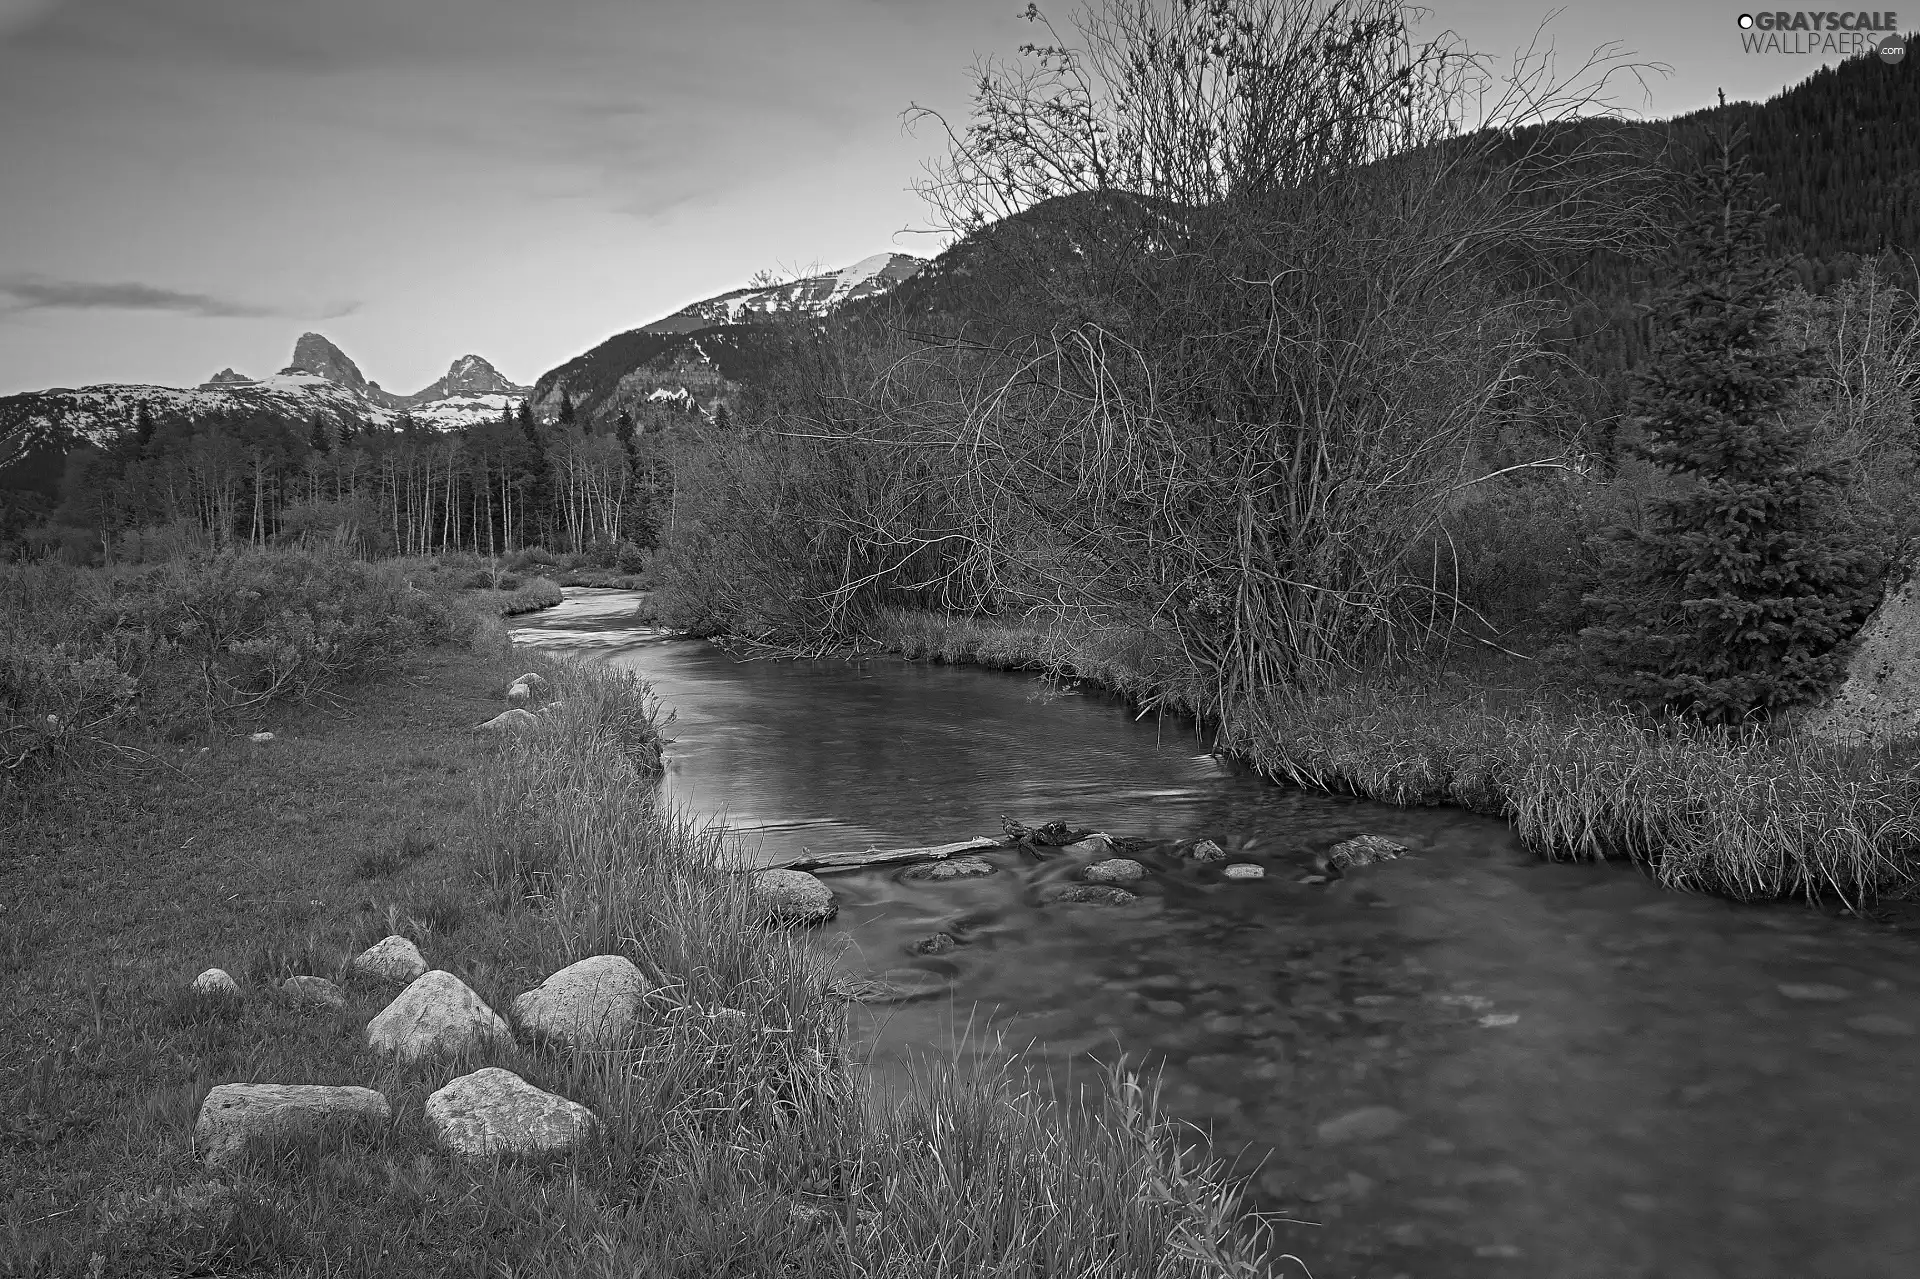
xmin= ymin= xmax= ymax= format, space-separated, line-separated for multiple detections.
xmin=408 ymin=353 xmax=527 ymax=403
xmin=281 ymin=332 xmax=367 ymax=392
xmin=201 ymin=367 xmax=256 ymax=387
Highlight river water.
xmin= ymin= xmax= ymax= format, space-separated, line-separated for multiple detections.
xmin=512 ymin=589 xmax=1920 ymax=1279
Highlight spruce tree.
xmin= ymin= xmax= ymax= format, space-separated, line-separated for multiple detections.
xmin=1579 ymin=125 xmax=1879 ymax=724
xmin=135 ymin=402 xmax=156 ymax=449
xmin=558 ymin=389 xmax=575 ymax=426
xmin=309 ymin=414 xmax=331 ymax=454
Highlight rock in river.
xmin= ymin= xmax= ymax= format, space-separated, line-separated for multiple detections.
xmin=750 ymin=868 xmax=837 ymax=924
xmin=899 ymin=857 xmax=996 ymax=882
xmin=1084 ymin=858 xmax=1146 ymax=884
xmin=1326 ymin=835 xmax=1410 ymax=869
xmin=1037 ymin=883 xmax=1139 ymax=907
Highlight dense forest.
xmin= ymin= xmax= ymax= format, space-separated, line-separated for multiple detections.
xmin=8 ymin=393 xmax=700 ymax=566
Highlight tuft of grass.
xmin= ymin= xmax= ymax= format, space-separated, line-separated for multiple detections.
xmin=349 ymin=827 xmax=438 ymax=881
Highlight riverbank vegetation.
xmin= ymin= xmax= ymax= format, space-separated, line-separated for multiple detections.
xmin=2 ymin=560 xmax=1283 ymax=1277
xmin=639 ymin=0 xmax=1920 ymax=906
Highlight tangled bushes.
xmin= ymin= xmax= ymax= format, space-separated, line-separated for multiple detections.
xmin=1 ymin=549 xmax=479 ymax=790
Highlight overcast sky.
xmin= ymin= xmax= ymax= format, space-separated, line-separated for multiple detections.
xmin=0 ymin=0 xmax=1895 ymax=396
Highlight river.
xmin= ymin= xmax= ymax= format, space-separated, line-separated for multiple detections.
xmin=512 ymin=589 xmax=1920 ymax=1279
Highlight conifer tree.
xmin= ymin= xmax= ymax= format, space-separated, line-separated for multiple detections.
xmin=135 ymin=402 xmax=156 ymax=449
xmin=309 ymin=414 xmax=331 ymax=454
xmin=1579 ymin=124 xmax=1880 ymax=724
xmin=558 ymin=390 xmax=575 ymax=426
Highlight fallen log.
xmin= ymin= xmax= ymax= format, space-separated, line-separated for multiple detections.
xmin=753 ymin=836 xmax=1001 ymax=875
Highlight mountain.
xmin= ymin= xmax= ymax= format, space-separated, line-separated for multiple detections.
xmin=530 ymin=252 xmax=925 ymax=425
xmin=0 ymin=336 xmax=530 ymax=481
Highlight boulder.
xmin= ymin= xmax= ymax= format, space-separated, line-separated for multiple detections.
xmin=248 ymin=732 xmax=275 ymax=744
xmin=351 ymin=935 xmax=428 ymax=983
xmin=506 ymin=682 xmax=532 ymax=707
xmin=424 ymin=1067 xmax=597 ymax=1158
xmin=513 ymin=672 xmax=550 ymax=694
xmin=907 ymin=933 xmax=957 ymax=956
xmin=1036 ymin=883 xmax=1138 ymax=907
xmin=1084 ymin=858 xmax=1146 ymax=884
xmin=1326 ymin=835 xmax=1410 ymax=869
xmin=366 ymin=970 xmax=513 ymax=1065
xmin=191 ymin=968 xmax=239 ymax=996
xmin=477 ymin=708 xmax=538 ymax=734
xmin=195 ymin=1083 xmax=389 ymax=1167
xmin=511 ymin=954 xmax=651 ymax=1051
xmin=1185 ymin=839 xmax=1229 ymax=863
xmin=1797 ymin=561 xmax=1920 ymax=745
xmin=1060 ymin=833 xmax=1117 ymax=856
xmin=899 ymin=857 xmax=996 ymax=882
xmin=281 ymin=975 xmax=347 ymax=1010
xmin=1223 ymin=863 xmax=1266 ymax=880
xmin=749 ymin=869 xmax=837 ymax=925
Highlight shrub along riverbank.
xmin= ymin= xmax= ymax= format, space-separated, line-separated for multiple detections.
xmin=1 ymin=551 xmax=1284 ymax=1278
xmin=859 ymin=608 xmax=1920 ymax=912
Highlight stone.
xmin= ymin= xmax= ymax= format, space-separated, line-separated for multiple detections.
xmin=1777 ymin=982 xmax=1850 ymax=1002
xmin=366 ymin=970 xmax=513 ymax=1065
xmin=281 ymin=975 xmax=346 ymax=1010
xmin=1844 ymin=1013 xmax=1914 ymax=1036
xmin=1222 ymin=863 xmax=1265 ymax=880
xmin=195 ymin=1083 xmax=389 ymax=1167
xmin=512 ymin=671 xmax=550 ymax=694
xmin=833 ymin=969 xmax=952 ymax=1004
xmin=511 ymin=954 xmax=651 ymax=1052
xmin=351 ymin=935 xmax=428 ymax=983
xmin=1797 ymin=557 xmax=1920 ymax=745
xmin=506 ymin=683 xmax=532 ymax=707
xmin=1327 ymin=835 xmax=1410 ymax=869
xmin=899 ymin=857 xmax=995 ymax=882
xmin=1478 ymin=1013 xmax=1521 ymax=1028
xmin=907 ymin=933 xmax=957 ymax=956
xmin=477 ymin=708 xmax=538 ymax=734
xmin=1185 ymin=839 xmax=1229 ymax=863
xmin=1084 ymin=858 xmax=1146 ymax=884
xmin=1315 ymin=1105 xmax=1405 ymax=1144
xmin=191 ymin=968 xmax=239 ymax=996
xmin=749 ymin=868 xmax=837 ymax=924
xmin=424 ymin=1067 xmax=596 ymax=1158
xmin=248 ymin=732 xmax=274 ymax=743
xmin=1060 ymin=833 xmax=1117 ymax=856
xmin=1036 ymin=883 xmax=1138 ymax=907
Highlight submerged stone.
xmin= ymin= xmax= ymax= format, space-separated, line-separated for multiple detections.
xmin=1315 ymin=1105 xmax=1405 ymax=1144
xmin=899 ymin=857 xmax=995 ymax=882
xmin=1844 ymin=1013 xmax=1915 ymax=1036
xmin=1037 ymin=883 xmax=1138 ymax=907
xmin=1777 ymin=982 xmax=1851 ymax=1002
xmin=1326 ymin=835 xmax=1410 ymax=869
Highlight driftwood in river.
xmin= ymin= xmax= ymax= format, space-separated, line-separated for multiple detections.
xmin=755 ymin=836 xmax=1002 ymax=875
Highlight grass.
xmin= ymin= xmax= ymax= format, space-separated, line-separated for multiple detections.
xmin=860 ymin=608 xmax=1920 ymax=911
xmin=0 ymin=562 xmax=1290 ymax=1278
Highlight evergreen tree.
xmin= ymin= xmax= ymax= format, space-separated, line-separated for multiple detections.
xmin=515 ymin=399 xmax=552 ymax=546
xmin=1579 ymin=124 xmax=1880 ymax=724
xmin=711 ymin=402 xmax=732 ymax=430
xmin=558 ymin=390 xmax=575 ymax=426
xmin=615 ymin=409 xmax=635 ymax=446
xmin=135 ymin=402 xmax=156 ymax=449
xmin=309 ymin=414 xmax=331 ymax=454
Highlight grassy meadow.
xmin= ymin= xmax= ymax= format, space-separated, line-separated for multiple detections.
xmin=1 ymin=549 xmax=1287 ymax=1279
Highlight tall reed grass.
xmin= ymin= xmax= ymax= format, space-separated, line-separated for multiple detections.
xmin=859 ymin=607 xmax=1918 ymax=909
xmin=461 ymin=654 xmax=1288 ymax=1276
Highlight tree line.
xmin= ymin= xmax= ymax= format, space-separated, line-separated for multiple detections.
xmin=28 ymin=393 xmax=704 ymax=565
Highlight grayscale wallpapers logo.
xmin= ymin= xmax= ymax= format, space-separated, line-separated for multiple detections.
xmin=1735 ymin=11 xmax=1904 ymax=60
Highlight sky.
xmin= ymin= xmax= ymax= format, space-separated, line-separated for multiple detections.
xmin=0 ymin=0 xmax=1902 ymax=396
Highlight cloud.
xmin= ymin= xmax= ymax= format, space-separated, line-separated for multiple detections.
xmin=0 ymin=275 xmax=353 ymax=319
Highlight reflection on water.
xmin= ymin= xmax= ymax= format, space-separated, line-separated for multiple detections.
xmin=514 ymin=590 xmax=1920 ymax=1279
